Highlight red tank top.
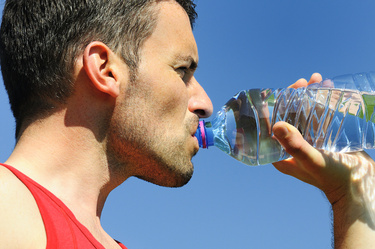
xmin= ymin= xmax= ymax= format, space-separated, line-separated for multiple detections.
xmin=0 ymin=163 xmax=127 ymax=249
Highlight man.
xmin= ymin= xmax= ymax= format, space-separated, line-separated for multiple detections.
xmin=0 ymin=0 xmax=373 ymax=249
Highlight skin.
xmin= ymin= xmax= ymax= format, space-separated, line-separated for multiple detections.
xmin=273 ymin=122 xmax=375 ymax=248
xmin=0 ymin=1 xmax=374 ymax=249
xmin=274 ymin=73 xmax=375 ymax=248
xmin=0 ymin=1 xmax=212 ymax=249
xmin=105 ymin=1 xmax=213 ymax=187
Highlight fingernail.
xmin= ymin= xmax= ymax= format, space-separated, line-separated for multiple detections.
xmin=273 ymin=125 xmax=289 ymax=139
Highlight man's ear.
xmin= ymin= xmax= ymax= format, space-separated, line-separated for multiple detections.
xmin=83 ymin=41 xmax=123 ymax=98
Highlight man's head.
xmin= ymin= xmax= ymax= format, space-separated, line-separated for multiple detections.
xmin=102 ymin=0 xmax=213 ymax=187
xmin=0 ymin=0 xmax=197 ymax=137
xmin=1 ymin=0 xmax=213 ymax=187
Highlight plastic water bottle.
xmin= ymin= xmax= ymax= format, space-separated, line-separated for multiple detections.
xmin=195 ymin=72 xmax=375 ymax=166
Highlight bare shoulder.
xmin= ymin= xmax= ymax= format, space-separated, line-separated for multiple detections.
xmin=0 ymin=166 xmax=46 ymax=249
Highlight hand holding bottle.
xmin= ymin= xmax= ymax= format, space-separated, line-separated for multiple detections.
xmin=273 ymin=73 xmax=375 ymax=248
xmin=272 ymin=121 xmax=375 ymax=249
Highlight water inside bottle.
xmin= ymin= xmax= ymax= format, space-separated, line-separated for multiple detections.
xmin=211 ymin=87 xmax=375 ymax=166
xmin=212 ymin=89 xmax=286 ymax=166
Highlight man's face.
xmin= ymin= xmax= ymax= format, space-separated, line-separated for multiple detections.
xmin=108 ymin=1 xmax=213 ymax=187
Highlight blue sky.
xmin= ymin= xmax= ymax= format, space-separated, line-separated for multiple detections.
xmin=1 ymin=0 xmax=375 ymax=248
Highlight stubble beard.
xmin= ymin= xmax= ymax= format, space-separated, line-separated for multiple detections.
xmin=106 ymin=75 xmax=198 ymax=187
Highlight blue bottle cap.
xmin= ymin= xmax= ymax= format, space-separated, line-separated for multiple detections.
xmin=195 ymin=120 xmax=214 ymax=148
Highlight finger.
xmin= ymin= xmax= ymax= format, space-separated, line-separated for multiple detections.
xmin=288 ymin=73 xmax=323 ymax=89
xmin=272 ymin=121 xmax=324 ymax=166
xmin=307 ymin=72 xmax=322 ymax=86
xmin=273 ymin=158 xmax=320 ymax=186
xmin=288 ymin=78 xmax=308 ymax=89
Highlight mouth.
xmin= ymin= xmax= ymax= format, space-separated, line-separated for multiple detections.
xmin=191 ymin=126 xmax=199 ymax=137
xmin=191 ymin=120 xmax=200 ymax=150
xmin=190 ymin=117 xmax=200 ymax=136
xmin=192 ymin=136 xmax=200 ymax=156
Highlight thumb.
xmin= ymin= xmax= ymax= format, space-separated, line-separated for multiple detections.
xmin=271 ymin=121 xmax=327 ymax=187
xmin=272 ymin=121 xmax=324 ymax=166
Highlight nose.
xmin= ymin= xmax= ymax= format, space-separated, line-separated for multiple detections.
xmin=188 ymin=77 xmax=213 ymax=118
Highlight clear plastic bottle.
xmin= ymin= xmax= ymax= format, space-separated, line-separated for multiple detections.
xmin=195 ymin=72 xmax=375 ymax=166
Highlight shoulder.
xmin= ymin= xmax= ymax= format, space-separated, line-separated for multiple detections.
xmin=0 ymin=166 xmax=46 ymax=249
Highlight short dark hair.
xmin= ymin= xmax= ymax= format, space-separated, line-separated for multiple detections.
xmin=0 ymin=0 xmax=197 ymax=137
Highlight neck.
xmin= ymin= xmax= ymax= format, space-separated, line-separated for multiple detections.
xmin=5 ymin=109 xmax=127 ymax=222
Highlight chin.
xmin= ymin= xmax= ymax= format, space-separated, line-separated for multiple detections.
xmin=136 ymin=174 xmax=193 ymax=188
xmin=135 ymin=162 xmax=194 ymax=188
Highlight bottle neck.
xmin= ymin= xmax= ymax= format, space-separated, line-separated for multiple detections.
xmin=195 ymin=120 xmax=214 ymax=148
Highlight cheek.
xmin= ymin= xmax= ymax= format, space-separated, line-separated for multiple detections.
xmin=148 ymin=78 xmax=190 ymax=120
xmin=165 ymin=88 xmax=189 ymax=122
xmin=136 ymin=64 xmax=190 ymax=120
xmin=162 ymin=86 xmax=188 ymax=113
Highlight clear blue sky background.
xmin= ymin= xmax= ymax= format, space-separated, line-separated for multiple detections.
xmin=1 ymin=0 xmax=375 ymax=248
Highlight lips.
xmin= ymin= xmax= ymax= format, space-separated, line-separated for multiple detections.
xmin=191 ymin=121 xmax=199 ymax=137
xmin=190 ymin=120 xmax=200 ymax=151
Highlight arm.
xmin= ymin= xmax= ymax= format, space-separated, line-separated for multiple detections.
xmin=272 ymin=122 xmax=375 ymax=248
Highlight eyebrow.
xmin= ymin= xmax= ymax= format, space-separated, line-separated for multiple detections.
xmin=174 ymin=55 xmax=198 ymax=71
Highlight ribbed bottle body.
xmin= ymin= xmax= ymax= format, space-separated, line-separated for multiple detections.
xmin=202 ymin=72 xmax=375 ymax=166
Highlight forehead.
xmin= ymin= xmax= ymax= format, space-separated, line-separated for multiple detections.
xmin=141 ymin=1 xmax=198 ymax=62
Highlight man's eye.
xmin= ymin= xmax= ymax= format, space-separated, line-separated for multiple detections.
xmin=176 ymin=67 xmax=188 ymax=78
